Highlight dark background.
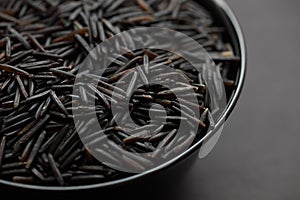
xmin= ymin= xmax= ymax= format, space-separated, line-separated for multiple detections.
xmin=1 ymin=0 xmax=300 ymax=199
xmin=172 ymin=0 xmax=300 ymax=199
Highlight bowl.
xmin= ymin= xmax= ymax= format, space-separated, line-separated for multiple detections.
xmin=0 ymin=0 xmax=246 ymax=192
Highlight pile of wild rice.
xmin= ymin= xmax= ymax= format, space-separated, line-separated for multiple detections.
xmin=0 ymin=0 xmax=240 ymax=186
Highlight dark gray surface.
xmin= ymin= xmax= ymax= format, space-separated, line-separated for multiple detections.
xmin=178 ymin=0 xmax=300 ymax=199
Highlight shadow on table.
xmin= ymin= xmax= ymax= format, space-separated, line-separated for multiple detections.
xmin=0 ymin=152 xmax=201 ymax=200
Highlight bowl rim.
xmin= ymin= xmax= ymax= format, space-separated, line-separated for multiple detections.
xmin=0 ymin=0 xmax=247 ymax=191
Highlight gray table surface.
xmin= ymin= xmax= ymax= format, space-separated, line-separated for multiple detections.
xmin=1 ymin=0 xmax=300 ymax=199
xmin=177 ymin=0 xmax=300 ymax=199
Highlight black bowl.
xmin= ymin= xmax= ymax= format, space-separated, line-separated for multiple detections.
xmin=0 ymin=0 xmax=246 ymax=192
